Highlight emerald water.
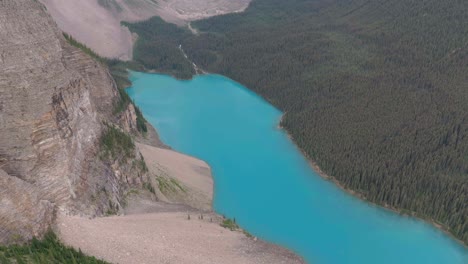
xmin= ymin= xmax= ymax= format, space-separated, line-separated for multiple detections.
xmin=126 ymin=72 xmax=467 ymax=264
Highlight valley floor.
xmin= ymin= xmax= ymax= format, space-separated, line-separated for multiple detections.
xmin=57 ymin=142 xmax=304 ymax=264
xmin=57 ymin=211 xmax=302 ymax=264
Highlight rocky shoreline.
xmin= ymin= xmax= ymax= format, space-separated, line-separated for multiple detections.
xmin=57 ymin=129 xmax=305 ymax=264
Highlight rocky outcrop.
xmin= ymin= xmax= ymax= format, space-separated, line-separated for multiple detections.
xmin=0 ymin=170 xmax=56 ymax=244
xmin=118 ymin=104 xmax=138 ymax=133
xmin=0 ymin=0 xmax=146 ymax=243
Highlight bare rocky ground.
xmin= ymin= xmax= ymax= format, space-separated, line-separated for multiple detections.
xmin=137 ymin=142 xmax=214 ymax=212
xmin=159 ymin=0 xmax=251 ymax=21
xmin=39 ymin=0 xmax=251 ymax=60
xmin=58 ymin=211 xmax=304 ymax=264
xmin=39 ymin=0 xmax=135 ymax=60
xmin=58 ymin=142 xmax=305 ymax=264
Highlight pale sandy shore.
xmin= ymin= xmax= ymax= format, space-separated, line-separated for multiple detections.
xmin=58 ymin=212 xmax=303 ymax=264
xmin=57 ymin=141 xmax=304 ymax=263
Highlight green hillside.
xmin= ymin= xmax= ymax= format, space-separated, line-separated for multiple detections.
xmin=127 ymin=0 xmax=468 ymax=244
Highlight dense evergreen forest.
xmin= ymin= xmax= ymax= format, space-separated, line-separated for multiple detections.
xmin=127 ymin=0 xmax=468 ymax=244
xmin=123 ymin=19 xmax=196 ymax=79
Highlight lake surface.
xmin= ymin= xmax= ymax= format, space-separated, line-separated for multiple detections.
xmin=127 ymin=72 xmax=467 ymax=264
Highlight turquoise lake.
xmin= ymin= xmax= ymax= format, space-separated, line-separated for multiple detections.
xmin=127 ymin=72 xmax=467 ymax=264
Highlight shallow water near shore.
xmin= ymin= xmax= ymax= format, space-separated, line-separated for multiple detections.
xmin=127 ymin=72 xmax=467 ymax=264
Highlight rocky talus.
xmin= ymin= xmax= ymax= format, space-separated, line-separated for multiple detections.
xmin=0 ymin=0 xmax=147 ymax=244
xmin=38 ymin=0 xmax=251 ymax=59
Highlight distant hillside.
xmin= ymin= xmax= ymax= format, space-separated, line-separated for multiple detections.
xmin=39 ymin=0 xmax=250 ymax=59
xmin=127 ymin=0 xmax=468 ymax=243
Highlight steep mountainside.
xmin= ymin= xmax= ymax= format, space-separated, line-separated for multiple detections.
xmin=126 ymin=0 xmax=468 ymax=243
xmin=0 ymin=0 xmax=148 ymax=244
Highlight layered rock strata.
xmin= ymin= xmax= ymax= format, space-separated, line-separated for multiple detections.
xmin=0 ymin=0 xmax=146 ymax=243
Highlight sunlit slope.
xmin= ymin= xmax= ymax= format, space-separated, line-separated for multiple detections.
xmin=39 ymin=0 xmax=250 ymax=59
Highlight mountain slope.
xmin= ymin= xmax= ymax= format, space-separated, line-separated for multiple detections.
xmin=39 ymin=0 xmax=251 ymax=60
xmin=0 ymin=0 xmax=148 ymax=243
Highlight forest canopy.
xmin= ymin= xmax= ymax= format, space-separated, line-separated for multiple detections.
xmin=127 ymin=0 xmax=468 ymax=244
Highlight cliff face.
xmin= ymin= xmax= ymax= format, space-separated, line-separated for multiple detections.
xmin=0 ymin=0 xmax=145 ymax=244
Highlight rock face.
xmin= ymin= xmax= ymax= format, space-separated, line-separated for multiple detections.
xmin=0 ymin=170 xmax=56 ymax=244
xmin=0 ymin=0 xmax=145 ymax=243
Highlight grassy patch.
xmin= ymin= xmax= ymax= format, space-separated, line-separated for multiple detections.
xmin=220 ymin=218 xmax=239 ymax=231
xmin=170 ymin=178 xmax=186 ymax=193
xmin=0 ymin=231 xmax=108 ymax=264
xmin=156 ymin=177 xmax=185 ymax=194
xmin=243 ymin=230 xmax=254 ymax=238
xmin=100 ymin=124 xmax=135 ymax=162
xmin=221 ymin=218 xmax=253 ymax=238
xmin=134 ymin=105 xmax=148 ymax=133
xmin=143 ymin=182 xmax=156 ymax=195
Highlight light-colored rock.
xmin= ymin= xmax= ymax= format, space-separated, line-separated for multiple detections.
xmin=39 ymin=0 xmax=135 ymax=60
xmin=39 ymin=0 xmax=251 ymax=60
xmin=58 ymin=212 xmax=305 ymax=264
xmin=137 ymin=143 xmax=213 ymax=211
xmin=119 ymin=103 xmax=138 ymax=133
xmin=0 ymin=170 xmax=56 ymax=244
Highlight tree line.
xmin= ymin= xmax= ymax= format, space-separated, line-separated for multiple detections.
xmin=127 ymin=0 xmax=468 ymax=244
